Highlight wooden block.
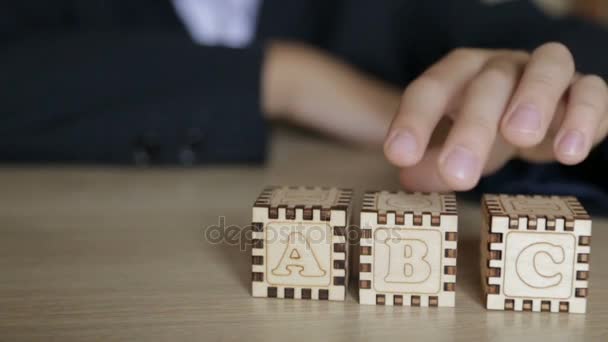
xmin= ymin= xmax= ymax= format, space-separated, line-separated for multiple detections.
xmin=481 ymin=194 xmax=592 ymax=314
xmin=359 ymin=191 xmax=458 ymax=307
xmin=251 ymin=186 xmax=353 ymax=301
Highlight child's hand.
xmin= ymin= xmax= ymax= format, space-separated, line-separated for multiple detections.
xmin=384 ymin=43 xmax=608 ymax=192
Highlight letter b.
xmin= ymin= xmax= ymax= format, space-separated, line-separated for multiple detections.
xmin=384 ymin=239 xmax=431 ymax=284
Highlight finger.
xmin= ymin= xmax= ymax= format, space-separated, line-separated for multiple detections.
xmin=518 ymin=99 xmax=568 ymax=163
xmin=501 ymin=42 xmax=576 ymax=147
xmin=399 ymin=148 xmax=452 ymax=192
xmin=592 ymin=78 xmax=608 ymax=145
xmin=438 ymin=55 xmax=525 ymax=190
xmin=554 ymin=75 xmax=608 ymax=165
xmin=400 ymin=135 xmax=518 ymax=192
xmin=384 ymin=49 xmax=491 ymax=167
xmin=483 ymin=134 xmax=518 ymax=176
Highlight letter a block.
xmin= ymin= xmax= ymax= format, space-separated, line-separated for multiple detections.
xmin=359 ymin=191 xmax=458 ymax=307
xmin=251 ymin=186 xmax=353 ymax=301
xmin=481 ymin=194 xmax=592 ymax=313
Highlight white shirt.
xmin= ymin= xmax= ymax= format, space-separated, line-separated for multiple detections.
xmin=171 ymin=0 xmax=262 ymax=48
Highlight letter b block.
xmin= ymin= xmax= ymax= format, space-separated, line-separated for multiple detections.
xmin=359 ymin=191 xmax=458 ymax=307
xmin=481 ymin=194 xmax=592 ymax=313
xmin=251 ymin=186 xmax=353 ymax=301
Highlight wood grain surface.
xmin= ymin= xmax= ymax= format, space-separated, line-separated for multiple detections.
xmin=0 ymin=129 xmax=606 ymax=341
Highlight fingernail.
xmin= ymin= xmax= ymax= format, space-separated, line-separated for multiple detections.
xmin=386 ymin=130 xmax=418 ymax=165
xmin=442 ymin=146 xmax=480 ymax=182
xmin=507 ymin=104 xmax=542 ymax=134
xmin=557 ymin=130 xmax=586 ymax=156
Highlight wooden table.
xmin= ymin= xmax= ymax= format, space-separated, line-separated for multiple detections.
xmin=1 ymin=129 xmax=607 ymax=341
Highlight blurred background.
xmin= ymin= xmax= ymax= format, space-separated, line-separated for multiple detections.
xmin=2 ymin=0 xmax=607 ymax=181
xmin=542 ymin=0 xmax=608 ymax=21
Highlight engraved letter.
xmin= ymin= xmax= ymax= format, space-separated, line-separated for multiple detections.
xmin=271 ymin=232 xmax=326 ymax=277
xmin=384 ymin=239 xmax=431 ymax=283
xmin=516 ymin=242 xmax=565 ymax=289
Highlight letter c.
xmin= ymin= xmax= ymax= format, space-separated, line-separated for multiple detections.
xmin=516 ymin=242 xmax=565 ymax=289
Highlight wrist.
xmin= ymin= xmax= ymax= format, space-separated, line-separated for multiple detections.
xmin=262 ymin=41 xmax=302 ymax=120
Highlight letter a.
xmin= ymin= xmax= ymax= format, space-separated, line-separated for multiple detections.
xmin=272 ymin=232 xmax=326 ymax=277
